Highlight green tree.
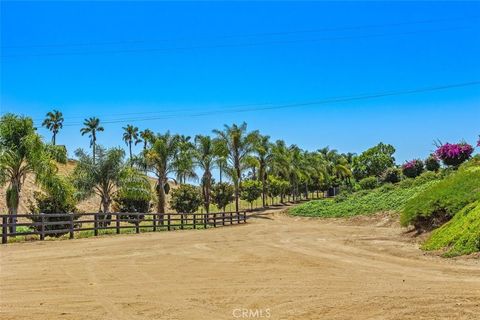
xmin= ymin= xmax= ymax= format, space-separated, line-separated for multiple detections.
xmin=42 ymin=109 xmax=64 ymax=145
xmin=173 ymin=135 xmax=197 ymax=184
xmin=240 ymin=179 xmax=262 ymax=209
xmin=122 ymin=124 xmax=140 ymax=163
xmin=352 ymin=143 xmax=396 ymax=180
xmin=252 ymin=133 xmax=272 ymax=207
xmin=170 ymin=184 xmax=202 ymax=214
xmin=213 ymin=123 xmax=257 ymax=212
xmin=72 ymin=146 xmax=125 ymax=215
xmin=194 ymin=135 xmax=216 ymax=213
xmin=143 ymin=132 xmax=179 ymax=216
xmin=0 ymin=114 xmax=67 ymax=232
xmin=137 ymin=129 xmax=154 ymax=151
xmin=80 ymin=117 xmax=104 ymax=165
xmin=211 ymin=182 xmax=234 ymax=212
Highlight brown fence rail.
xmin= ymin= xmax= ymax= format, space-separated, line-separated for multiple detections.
xmin=0 ymin=211 xmax=247 ymax=244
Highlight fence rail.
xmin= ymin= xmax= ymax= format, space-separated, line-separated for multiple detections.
xmin=0 ymin=211 xmax=247 ymax=244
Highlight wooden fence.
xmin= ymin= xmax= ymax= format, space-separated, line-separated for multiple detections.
xmin=0 ymin=211 xmax=247 ymax=244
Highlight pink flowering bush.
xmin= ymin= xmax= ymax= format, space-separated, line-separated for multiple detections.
xmin=402 ymin=159 xmax=424 ymax=178
xmin=435 ymin=142 xmax=473 ymax=167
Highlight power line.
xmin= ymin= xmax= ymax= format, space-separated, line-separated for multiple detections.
xmin=2 ymin=15 xmax=477 ymax=49
xmin=1 ymin=25 xmax=475 ymax=58
xmin=30 ymin=80 xmax=479 ymax=127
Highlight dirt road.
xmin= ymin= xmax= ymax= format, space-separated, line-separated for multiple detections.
xmin=1 ymin=208 xmax=479 ymax=320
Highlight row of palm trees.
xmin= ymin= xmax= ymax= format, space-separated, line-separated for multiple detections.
xmin=41 ymin=110 xmax=355 ymax=214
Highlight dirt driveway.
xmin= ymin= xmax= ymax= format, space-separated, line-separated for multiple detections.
xmin=1 ymin=208 xmax=479 ymax=320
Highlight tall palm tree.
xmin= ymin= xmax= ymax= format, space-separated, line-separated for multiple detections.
xmin=122 ymin=124 xmax=140 ymax=164
xmin=42 ymin=109 xmax=64 ymax=145
xmin=143 ymin=132 xmax=179 ymax=218
xmin=253 ymin=133 xmax=272 ymax=207
xmin=173 ymin=135 xmax=197 ymax=184
xmin=194 ymin=135 xmax=216 ymax=213
xmin=80 ymin=117 xmax=104 ymax=165
xmin=213 ymin=122 xmax=257 ymax=212
xmin=137 ymin=129 xmax=154 ymax=151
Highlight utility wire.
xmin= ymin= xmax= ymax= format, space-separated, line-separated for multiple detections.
xmin=2 ymin=15 xmax=477 ymax=49
xmin=29 ymin=81 xmax=479 ymax=127
xmin=1 ymin=25 xmax=474 ymax=58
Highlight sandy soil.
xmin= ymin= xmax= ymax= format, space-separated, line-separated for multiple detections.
xmin=1 ymin=207 xmax=479 ymax=320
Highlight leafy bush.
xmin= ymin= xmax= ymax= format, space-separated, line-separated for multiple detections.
xmin=400 ymin=166 xmax=480 ymax=231
xmin=402 ymin=159 xmax=424 ymax=178
xmin=170 ymin=184 xmax=202 ymax=213
xmin=352 ymin=143 xmax=396 ymax=180
xmin=425 ymin=155 xmax=440 ymax=172
xmin=423 ymin=201 xmax=480 ymax=257
xmin=435 ymin=142 xmax=474 ymax=167
xmin=27 ymin=177 xmax=79 ymax=237
xmin=112 ymin=168 xmax=153 ymax=223
xmin=358 ymin=176 xmax=378 ymax=190
xmin=211 ymin=182 xmax=234 ymax=211
xmin=381 ymin=167 xmax=402 ymax=184
xmin=240 ymin=179 xmax=262 ymax=209
xmin=290 ymin=179 xmax=436 ymax=218
xmin=267 ymin=176 xmax=289 ymax=204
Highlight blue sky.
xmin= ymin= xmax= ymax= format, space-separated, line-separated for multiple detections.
xmin=1 ymin=1 xmax=479 ymax=164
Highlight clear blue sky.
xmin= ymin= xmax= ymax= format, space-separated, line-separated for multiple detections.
xmin=1 ymin=1 xmax=479 ymax=163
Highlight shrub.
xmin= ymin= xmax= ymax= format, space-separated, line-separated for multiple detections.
xmin=435 ymin=142 xmax=474 ymax=167
xmin=170 ymin=184 xmax=202 ymax=213
xmin=400 ymin=165 xmax=480 ymax=231
xmin=381 ymin=167 xmax=402 ymax=184
xmin=211 ymin=182 xmax=234 ymax=212
xmin=358 ymin=176 xmax=378 ymax=190
xmin=402 ymin=159 xmax=424 ymax=178
xmin=240 ymin=180 xmax=262 ymax=209
xmin=112 ymin=168 xmax=153 ymax=223
xmin=27 ymin=177 xmax=79 ymax=237
xmin=425 ymin=155 xmax=440 ymax=172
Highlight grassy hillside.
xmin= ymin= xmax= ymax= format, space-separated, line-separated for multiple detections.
xmin=289 ymin=178 xmax=438 ymax=218
xmin=423 ymin=201 xmax=480 ymax=257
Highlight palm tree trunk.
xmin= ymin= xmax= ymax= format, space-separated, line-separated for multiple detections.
xmin=157 ymin=177 xmax=166 ymax=224
xmin=129 ymin=141 xmax=133 ymax=164
xmin=261 ymin=173 xmax=266 ymax=207
xmin=219 ymin=165 xmax=223 ymax=183
xmin=6 ymin=181 xmax=20 ymax=234
xmin=92 ymin=134 xmax=96 ymax=165
xmin=52 ymin=132 xmax=56 ymax=145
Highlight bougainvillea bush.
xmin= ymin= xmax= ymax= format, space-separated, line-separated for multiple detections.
xmin=435 ymin=142 xmax=474 ymax=167
xmin=402 ymin=159 xmax=424 ymax=178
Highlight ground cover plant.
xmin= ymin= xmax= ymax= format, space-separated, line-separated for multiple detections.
xmin=289 ymin=175 xmax=439 ymax=218
xmin=422 ymin=201 xmax=480 ymax=257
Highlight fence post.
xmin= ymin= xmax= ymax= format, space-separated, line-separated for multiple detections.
xmin=69 ymin=214 xmax=74 ymax=239
xmin=193 ymin=214 xmax=196 ymax=229
xmin=40 ymin=214 xmax=45 ymax=240
xmin=213 ymin=212 xmax=217 ymax=228
xmin=152 ymin=213 xmax=157 ymax=232
xmin=244 ymin=211 xmax=247 ymax=223
xmin=230 ymin=212 xmax=233 ymax=225
xmin=222 ymin=212 xmax=225 ymax=226
xmin=167 ymin=214 xmax=171 ymax=231
xmin=181 ymin=214 xmax=184 ymax=230
xmin=116 ymin=213 xmax=120 ymax=234
xmin=204 ymin=213 xmax=207 ymax=229
xmin=237 ymin=211 xmax=241 ymax=224
xmin=94 ymin=213 xmax=99 ymax=236
xmin=136 ymin=213 xmax=140 ymax=234
xmin=2 ymin=216 xmax=7 ymax=244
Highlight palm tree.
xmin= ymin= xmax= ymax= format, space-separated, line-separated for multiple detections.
xmin=137 ymin=129 xmax=154 ymax=151
xmin=72 ymin=146 xmax=126 ymax=215
xmin=0 ymin=114 xmax=67 ymax=232
xmin=173 ymin=135 xmax=197 ymax=184
xmin=213 ymin=122 xmax=257 ymax=212
xmin=42 ymin=110 xmax=64 ymax=145
xmin=122 ymin=124 xmax=140 ymax=164
xmin=252 ymin=133 xmax=272 ymax=207
xmin=194 ymin=135 xmax=216 ymax=213
xmin=80 ymin=117 xmax=104 ymax=165
xmin=143 ymin=132 xmax=179 ymax=218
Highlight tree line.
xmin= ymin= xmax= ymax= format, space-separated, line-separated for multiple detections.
xmin=1 ymin=110 xmax=406 ymax=232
